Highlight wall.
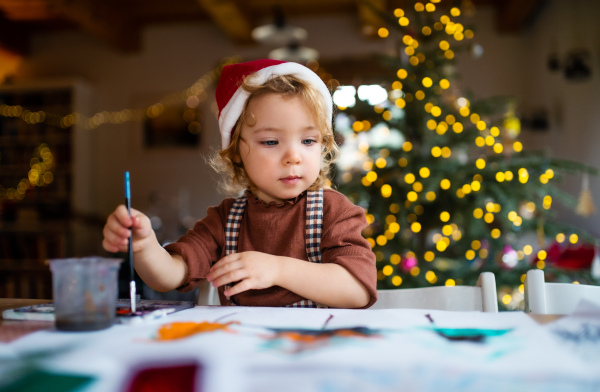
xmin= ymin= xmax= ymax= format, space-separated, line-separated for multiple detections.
xmin=2 ymin=1 xmax=598 ymax=251
xmin=517 ymin=0 xmax=600 ymax=237
xmin=13 ymin=16 xmax=391 ymax=225
xmin=457 ymin=0 xmax=600 ymax=237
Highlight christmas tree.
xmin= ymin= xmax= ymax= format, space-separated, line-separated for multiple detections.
xmin=333 ymin=0 xmax=598 ymax=309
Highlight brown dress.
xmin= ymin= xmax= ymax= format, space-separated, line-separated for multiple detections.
xmin=165 ymin=188 xmax=377 ymax=308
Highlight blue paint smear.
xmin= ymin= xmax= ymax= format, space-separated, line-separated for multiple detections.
xmin=425 ymin=327 xmax=513 ymax=343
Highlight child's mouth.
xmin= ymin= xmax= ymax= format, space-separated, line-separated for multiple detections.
xmin=280 ymin=176 xmax=301 ymax=185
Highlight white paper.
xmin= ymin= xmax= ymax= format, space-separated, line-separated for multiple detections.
xmin=544 ymin=299 xmax=600 ymax=365
xmin=5 ymin=306 xmax=600 ymax=392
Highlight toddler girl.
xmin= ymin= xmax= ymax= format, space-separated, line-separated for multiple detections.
xmin=103 ymin=59 xmax=377 ymax=308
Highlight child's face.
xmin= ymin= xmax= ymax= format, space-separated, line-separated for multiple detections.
xmin=237 ymin=93 xmax=322 ymax=204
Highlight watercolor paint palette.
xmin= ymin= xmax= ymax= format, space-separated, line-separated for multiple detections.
xmin=2 ymin=299 xmax=196 ymax=323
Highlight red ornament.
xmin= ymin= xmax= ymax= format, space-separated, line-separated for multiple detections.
xmin=536 ymin=242 xmax=594 ymax=270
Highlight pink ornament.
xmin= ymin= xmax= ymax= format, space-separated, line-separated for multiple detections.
xmin=401 ymin=255 xmax=418 ymax=272
xmin=499 ymin=245 xmax=518 ymax=269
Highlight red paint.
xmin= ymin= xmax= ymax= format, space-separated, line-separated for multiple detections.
xmin=126 ymin=363 xmax=200 ymax=392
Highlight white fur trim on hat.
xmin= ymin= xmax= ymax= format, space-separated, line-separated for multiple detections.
xmin=218 ymin=62 xmax=333 ymax=150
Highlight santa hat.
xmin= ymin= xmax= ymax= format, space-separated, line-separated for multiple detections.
xmin=216 ymin=59 xmax=333 ymax=150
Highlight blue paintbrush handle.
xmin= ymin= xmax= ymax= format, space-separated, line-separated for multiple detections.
xmin=125 ymin=171 xmax=136 ymax=312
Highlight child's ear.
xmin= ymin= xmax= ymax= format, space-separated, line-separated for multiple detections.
xmin=233 ymin=154 xmax=242 ymax=164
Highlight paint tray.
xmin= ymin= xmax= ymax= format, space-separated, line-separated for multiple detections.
xmin=2 ymin=299 xmax=195 ymax=324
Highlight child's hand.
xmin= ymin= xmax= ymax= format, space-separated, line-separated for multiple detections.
xmin=207 ymin=251 xmax=280 ymax=298
xmin=102 ymin=205 xmax=154 ymax=253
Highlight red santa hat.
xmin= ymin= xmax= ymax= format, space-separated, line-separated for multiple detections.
xmin=215 ymin=59 xmax=333 ymax=150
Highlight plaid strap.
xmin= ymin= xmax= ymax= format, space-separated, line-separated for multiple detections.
xmin=223 ymin=195 xmax=247 ymax=305
xmin=305 ymin=188 xmax=323 ymax=263
xmin=290 ymin=189 xmax=325 ymax=308
xmin=224 ymin=196 xmax=247 ymax=256
xmin=223 ymin=191 xmax=326 ymax=308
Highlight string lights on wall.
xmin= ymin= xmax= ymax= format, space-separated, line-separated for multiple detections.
xmin=0 ymin=143 xmax=54 ymax=201
xmin=0 ymin=57 xmax=239 ymax=132
xmin=0 ymin=57 xmax=241 ymax=202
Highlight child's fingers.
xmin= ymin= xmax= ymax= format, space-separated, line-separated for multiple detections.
xmin=113 ymin=204 xmax=133 ymax=227
xmin=104 ymin=212 xmax=131 ymax=238
xmin=102 ymin=224 xmax=129 ymax=245
xmin=207 ymin=268 xmax=235 ymax=287
xmin=128 ymin=208 xmax=145 ymax=227
xmin=207 ymin=256 xmax=243 ymax=282
xmin=102 ymin=206 xmax=132 ymax=251
xmin=130 ymin=212 xmax=154 ymax=239
xmin=223 ymin=280 xmax=251 ymax=298
xmin=101 ymin=222 xmax=128 ymax=252
xmin=102 ymin=221 xmax=129 ymax=253
xmin=115 ymin=206 xmax=151 ymax=235
xmin=102 ymin=237 xmax=127 ymax=253
xmin=208 ymin=265 xmax=247 ymax=288
xmin=102 ymin=205 xmax=154 ymax=254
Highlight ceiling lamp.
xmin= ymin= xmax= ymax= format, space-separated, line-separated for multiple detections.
xmin=251 ymin=6 xmax=307 ymax=46
xmin=252 ymin=25 xmax=307 ymax=47
xmin=268 ymin=42 xmax=319 ymax=63
xmin=252 ymin=6 xmax=319 ymax=63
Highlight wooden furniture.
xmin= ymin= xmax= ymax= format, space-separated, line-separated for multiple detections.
xmin=0 ymin=79 xmax=92 ymax=299
xmin=371 ymin=272 xmax=499 ymax=312
xmin=0 ymin=298 xmax=53 ymax=343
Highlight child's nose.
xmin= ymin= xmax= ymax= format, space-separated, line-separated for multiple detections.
xmin=283 ymin=145 xmax=302 ymax=165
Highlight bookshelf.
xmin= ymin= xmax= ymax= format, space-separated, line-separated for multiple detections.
xmin=0 ymin=79 xmax=92 ymax=299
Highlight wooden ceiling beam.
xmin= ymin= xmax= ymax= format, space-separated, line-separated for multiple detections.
xmin=0 ymin=16 xmax=31 ymax=55
xmin=196 ymin=0 xmax=254 ymax=44
xmin=494 ymin=0 xmax=546 ymax=33
xmin=0 ymin=0 xmax=57 ymax=20
xmin=48 ymin=0 xmax=140 ymax=52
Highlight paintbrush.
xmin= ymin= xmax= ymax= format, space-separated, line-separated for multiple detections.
xmin=125 ymin=171 xmax=136 ymax=313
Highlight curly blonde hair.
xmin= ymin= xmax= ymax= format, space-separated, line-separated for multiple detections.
xmin=210 ymin=73 xmax=338 ymax=196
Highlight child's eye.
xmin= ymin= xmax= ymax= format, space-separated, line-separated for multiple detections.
xmin=261 ymin=140 xmax=278 ymax=146
xmin=302 ymin=139 xmax=317 ymax=146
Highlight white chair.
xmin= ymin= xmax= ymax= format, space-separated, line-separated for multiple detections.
xmin=371 ymin=272 xmax=498 ymax=312
xmin=524 ymin=269 xmax=600 ymax=314
xmin=197 ymin=280 xmax=221 ymax=305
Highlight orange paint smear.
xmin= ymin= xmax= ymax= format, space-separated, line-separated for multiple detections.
xmin=275 ymin=329 xmax=378 ymax=343
xmin=156 ymin=321 xmax=239 ymax=341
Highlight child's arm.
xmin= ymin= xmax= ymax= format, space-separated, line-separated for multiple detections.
xmin=207 ymin=252 xmax=370 ymax=308
xmin=102 ymin=204 xmax=188 ymax=292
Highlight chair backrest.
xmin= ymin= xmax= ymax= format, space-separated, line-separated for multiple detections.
xmin=371 ymin=272 xmax=498 ymax=312
xmin=524 ymin=269 xmax=600 ymax=314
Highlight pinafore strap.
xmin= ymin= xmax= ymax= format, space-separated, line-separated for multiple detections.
xmin=222 ymin=190 xmax=325 ymax=308
xmin=224 ymin=195 xmax=247 ymax=257
xmin=305 ymin=189 xmax=323 ymax=263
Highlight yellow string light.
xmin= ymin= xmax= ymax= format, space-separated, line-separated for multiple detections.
xmin=425 ymin=270 xmax=437 ymax=284
xmin=0 ymin=58 xmax=238 ymax=133
xmin=1 ymin=143 xmax=54 ymax=201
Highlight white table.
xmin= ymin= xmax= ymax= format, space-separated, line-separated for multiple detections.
xmin=2 ymin=305 xmax=599 ymax=392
